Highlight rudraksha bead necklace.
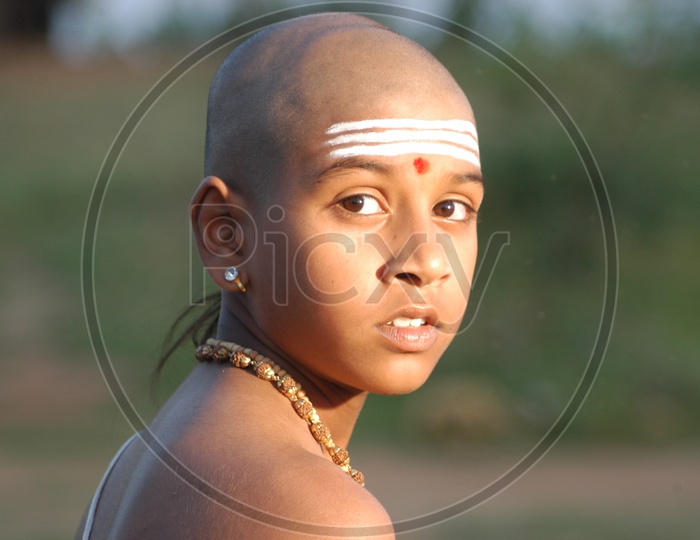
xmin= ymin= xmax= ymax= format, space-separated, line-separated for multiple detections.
xmin=195 ymin=338 xmax=365 ymax=486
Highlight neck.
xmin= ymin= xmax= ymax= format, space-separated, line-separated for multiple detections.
xmin=215 ymin=295 xmax=368 ymax=450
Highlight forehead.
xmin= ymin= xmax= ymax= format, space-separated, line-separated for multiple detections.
xmin=321 ymin=117 xmax=481 ymax=169
xmin=276 ymin=28 xmax=479 ymax=176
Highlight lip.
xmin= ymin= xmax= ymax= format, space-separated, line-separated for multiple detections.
xmin=376 ymin=305 xmax=440 ymax=352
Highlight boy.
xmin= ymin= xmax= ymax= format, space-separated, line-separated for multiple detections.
xmin=78 ymin=12 xmax=482 ymax=539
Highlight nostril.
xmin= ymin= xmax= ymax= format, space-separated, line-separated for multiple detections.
xmin=395 ymin=272 xmax=421 ymax=285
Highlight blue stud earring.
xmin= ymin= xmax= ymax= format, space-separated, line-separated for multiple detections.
xmin=224 ymin=266 xmax=247 ymax=293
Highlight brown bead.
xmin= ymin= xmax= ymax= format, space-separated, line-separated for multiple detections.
xmin=293 ymin=399 xmax=313 ymax=418
xmin=277 ymin=375 xmax=298 ymax=397
xmin=231 ymin=351 xmax=251 ymax=368
xmin=195 ymin=345 xmax=213 ymax=362
xmin=310 ymin=423 xmax=331 ymax=445
xmin=255 ymin=362 xmax=275 ymax=380
xmin=330 ymin=447 xmax=350 ymax=467
xmin=212 ymin=346 xmax=230 ymax=363
xmin=350 ymin=469 xmax=365 ymax=486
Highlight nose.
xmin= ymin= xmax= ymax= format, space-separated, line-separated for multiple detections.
xmin=380 ymin=231 xmax=451 ymax=289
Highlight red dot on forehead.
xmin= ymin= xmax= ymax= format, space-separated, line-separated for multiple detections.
xmin=413 ymin=157 xmax=429 ymax=174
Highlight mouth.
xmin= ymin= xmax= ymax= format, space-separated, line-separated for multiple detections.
xmin=382 ymin=306 xmax=439 ymax=328
xmin=377 ymin=307 xmax=440 ymax=352
xmin=386 ymin=316 xmax=427 ymax=328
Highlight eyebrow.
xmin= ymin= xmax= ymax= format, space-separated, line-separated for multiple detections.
xmin=316 ymin=158 xmax=484 ymax=189
xmin=317 ymin=158 xmax=398 ymax=181
xmin=455 ymin=171 xmax=485 ymax=186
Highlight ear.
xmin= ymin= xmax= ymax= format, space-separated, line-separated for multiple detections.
xmin=190 ymin=176 xmax=253 ymax=291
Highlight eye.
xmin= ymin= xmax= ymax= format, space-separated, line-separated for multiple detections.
xmin=339 ymin=194 xmax=384 ymax=215
xmin=433 ymin=199 xmax=475 ymax=222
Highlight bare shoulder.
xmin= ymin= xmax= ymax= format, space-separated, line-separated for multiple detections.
xmin=81 ymin=366 xmax=395 ymax=539
xmin=183 ymin=446 xmax=396 ymax=539
xmin=89 ymin=434 xmax=394 ymax=539
xmin=267 ymin=451 xmax=395 ymax=538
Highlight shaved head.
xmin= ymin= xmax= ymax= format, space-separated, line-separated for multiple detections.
xmin=204 ymin=13 xmax=473 ymax=204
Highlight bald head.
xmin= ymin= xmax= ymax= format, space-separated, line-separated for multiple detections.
xmin=204 ymin=13 xmax=473 ymax=204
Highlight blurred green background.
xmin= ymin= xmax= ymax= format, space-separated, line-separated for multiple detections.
xmin=1 ymin=1 xmax=698 ymax=538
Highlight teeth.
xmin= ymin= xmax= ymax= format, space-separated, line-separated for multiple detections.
xmin=390 ymin=317 xmax=426 ymax=328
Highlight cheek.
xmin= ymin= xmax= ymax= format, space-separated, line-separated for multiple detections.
xmin=442 ymin=232 xmax=479 ymax=318
xmin=462 ymin=242 xmax=479 ymax=284
xmin=294 ymin=233 xmax=377 ymax=301
xmin=453 ymin=228 xmax=479 ymax=273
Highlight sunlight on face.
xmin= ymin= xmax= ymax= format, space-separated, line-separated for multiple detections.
xmin=245 ymin=113 xmax=484 ymax=395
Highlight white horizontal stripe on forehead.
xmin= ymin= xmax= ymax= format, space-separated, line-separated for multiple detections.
xmin=326 ymin=118 xmax=478 ymax=140
xmin=328 ymin=142 xmax=481 ymax=167
xmin=327 ymin=129 xmax=479 ymax=152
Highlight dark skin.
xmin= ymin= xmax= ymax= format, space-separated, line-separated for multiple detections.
xmin=76 ymin=13 xmax=483 ymax=539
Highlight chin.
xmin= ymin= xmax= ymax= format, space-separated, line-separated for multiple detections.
xmin=365 ymin=353 xmax=440 ymax=396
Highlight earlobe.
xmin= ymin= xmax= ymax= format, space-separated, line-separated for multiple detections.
xmin=191 ymin=176 xmax=251 ymax=290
